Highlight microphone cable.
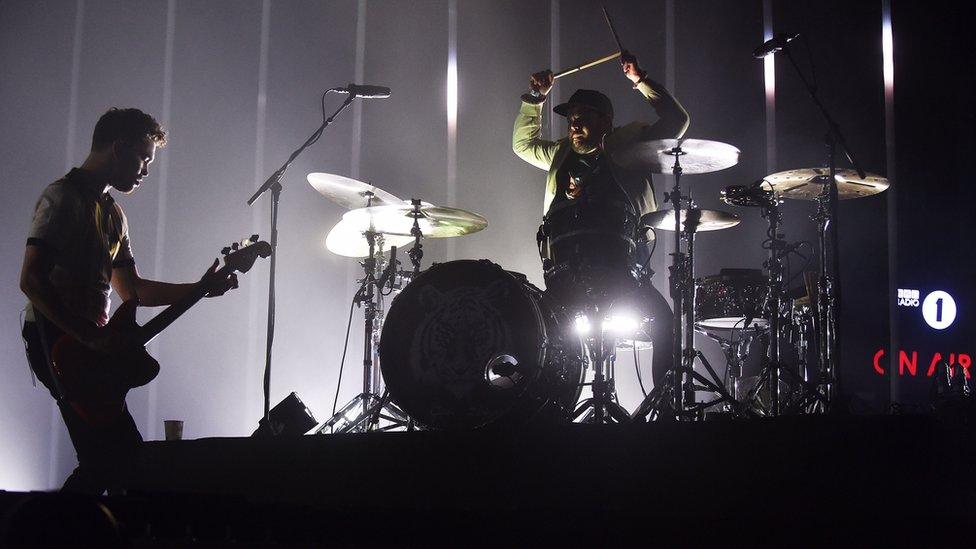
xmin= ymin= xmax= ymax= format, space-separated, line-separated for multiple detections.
xmin=331 ymin=279 xmax=368 ymax=418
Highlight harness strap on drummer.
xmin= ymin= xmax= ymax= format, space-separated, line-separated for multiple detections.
xmin=536 ymin=222 xmax=552 ymax=271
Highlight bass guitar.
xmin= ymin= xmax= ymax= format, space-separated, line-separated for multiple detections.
xmin=49 ymin=236 xmax=271 ymax=426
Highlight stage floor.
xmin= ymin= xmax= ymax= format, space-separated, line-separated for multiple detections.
xmin=3 ymin=415 xmax=972 ymax=546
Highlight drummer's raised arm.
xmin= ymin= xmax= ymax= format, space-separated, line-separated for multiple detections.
xmin=513 ymin=69 xmax=559 ymax=170
xmin=621 ymin=51 xmax=690 ymax=139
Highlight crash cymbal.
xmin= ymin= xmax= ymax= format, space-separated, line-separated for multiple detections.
xmin=307 ymin=172 xmax=405 ymax=209
xmin=641 ymin=208 xmax=741 ymax=232
xmin=325 ymin=217 xmax=414 ymax=258
xmin=765 ymin=168 xmax=889 ymax=200
xmin=341 ymin=204 xmax=488 ymax=238
xmin=612 ymin=139 xmax=741 ymax=174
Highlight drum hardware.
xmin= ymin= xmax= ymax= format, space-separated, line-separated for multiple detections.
xmin=627 ymin=139 xmax=747 ymax=421
xmin=313 ymin=192 xmax=489 ymax=432
xmin=313 ymin=227 xmax=412 ymax=434
xmin=570 ymin=302 xmax=633 ymax=424
xmin=744 ymin=193 xmax=787 ymax=415
xmin=764 ymin=39 xmax=889 ymax=413
xmin=407 ymin=199 xmax=424 ymax=275
xmin=313 ymin=186 xmax=418 ymax=434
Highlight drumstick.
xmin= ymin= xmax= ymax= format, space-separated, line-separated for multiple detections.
xmin=552 ymin=51 xmax=622 ymax=79
xmin=602 ymin=7 xmax=625 ymax=53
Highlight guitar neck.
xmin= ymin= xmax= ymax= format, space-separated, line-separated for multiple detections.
xmin=140 ymin=270 xmax=227 ymax=345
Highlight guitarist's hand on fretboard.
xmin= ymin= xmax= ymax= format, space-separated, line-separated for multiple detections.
xmin=199 ymin=258 xmax=240 ymax=298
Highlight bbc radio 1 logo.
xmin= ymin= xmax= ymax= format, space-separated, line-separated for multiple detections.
xmin=898 ymin=288 xmax=957 ymax=330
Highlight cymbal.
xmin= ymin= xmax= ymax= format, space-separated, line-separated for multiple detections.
xmin=325 ymin=218 xmax=414 ymax=258
xmin=641 ymin=208 xmax=741 ymax=232
xmin=764 ymin=168 xmax=889 ymax=200
xmin=612 ymin=139 xmax=741 ymax=174
xmin=341 ymin=204 xmax=488 ymax=238
xmin=307 ymin=172 xmax=405 ymax=209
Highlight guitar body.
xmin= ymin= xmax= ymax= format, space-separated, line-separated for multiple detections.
xmin=41 ymin=238 xmax=269 ymax=427
xmin=50 ymin=300 xmax=160 ymax=426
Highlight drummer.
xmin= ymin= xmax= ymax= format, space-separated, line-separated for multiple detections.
xmin=512 ymin=50 xmax=689 ymax=234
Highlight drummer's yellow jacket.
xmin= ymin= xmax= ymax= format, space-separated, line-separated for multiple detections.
xmin=512 ymin=78 xmax=689 ymax=217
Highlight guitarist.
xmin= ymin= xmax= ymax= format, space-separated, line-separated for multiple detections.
xmin=19 ymin=108 xmax=238 ymax=494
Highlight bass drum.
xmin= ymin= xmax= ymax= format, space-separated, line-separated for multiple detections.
xmin=380 ymin=260 xmax=584 ymax=430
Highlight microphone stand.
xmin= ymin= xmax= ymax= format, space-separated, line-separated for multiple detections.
xmin=780 ymin=44 xmax=867 ymax=413
xmin=247 ymin=93 xmax=356 ymax=422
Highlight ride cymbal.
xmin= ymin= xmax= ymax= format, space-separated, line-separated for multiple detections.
xmin=341 ymin=204 xmax=488 ymax=238
xmin=612 ymin=139 xmax=741 ymax=174
xmin=325 ymin=217 xmax=414 ymax=258
xmin=764 ymin=168 xmax=889 ymax=200
xmin=641 ymin=208 xmax=741 ymax=232
xmin=307 ymin=172 xmax=405 ymax=209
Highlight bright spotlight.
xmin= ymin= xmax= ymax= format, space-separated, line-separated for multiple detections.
xmin=574 ymin=313 xmax=592 ymax=336
xmin=603 ymin=312 xmax=642 ymax=338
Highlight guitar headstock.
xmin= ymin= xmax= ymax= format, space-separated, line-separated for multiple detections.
xmin=221 ymin=234 xmax=272 ymax=273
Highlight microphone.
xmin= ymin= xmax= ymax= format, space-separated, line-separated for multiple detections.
xmin=330 ymin=84 xmax=392 ymax=99
xmin=752 ymin=33 xmax=799 ymax=58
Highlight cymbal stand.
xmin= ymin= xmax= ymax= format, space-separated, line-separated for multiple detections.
xmin=313 ymin=229 xmax=410 ymax=434
xmin=572 ymin=300 xmax=631 ymax=424
xmin=631 ymin=149 xmax=746 ymax=421
xmin=407 ymin=198 xmax=424 ymax=275
xmin=781 ymin=44 xmax=867 ymax=413
xmin=742 ymin=198 xmax=786 ymax=415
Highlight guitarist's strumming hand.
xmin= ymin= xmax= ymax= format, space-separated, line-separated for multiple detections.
xmin=200 ymin=258 xmax=239 ymax=298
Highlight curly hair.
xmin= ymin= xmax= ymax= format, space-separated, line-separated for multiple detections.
xmin=91 ymin=108 xmax=166 ymax=150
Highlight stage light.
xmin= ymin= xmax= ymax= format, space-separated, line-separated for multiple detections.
xmin=251 ymin=392 xmax=317 ymax=437
xmin=604 ymin=312 xmax=642 ymax=338
xmin=574 ymin=313 xmax=592 ymax=336
xmin=882 ymin=3 xmax=894 ymax=94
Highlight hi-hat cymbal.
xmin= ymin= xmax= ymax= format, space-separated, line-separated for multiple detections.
xmin=765 ymin=168 xmax=889 ymax=200
xmin=641 ymin=208 xmax=741 ymax=232
xmin=612 ymin=139 xmax=741 ymax=174
xmin=341 ymin=204 xmax=488 ymax=238
xmin=307 ymin=172 xmax=405 ymax=209
xmin=325 ymin=218 xmax=414 ymax=258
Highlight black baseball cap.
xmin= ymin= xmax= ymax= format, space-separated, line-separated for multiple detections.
xmin=553 ymin=89 xmax=613 ymax=119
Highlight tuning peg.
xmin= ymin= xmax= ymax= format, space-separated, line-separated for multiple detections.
xmin=221 ymin=246 xmax=231 ymax=255
xmin=231 ymin=242 xmax=240 ymax=251
xmin=249 ymin=234 xmax=259 ymax=243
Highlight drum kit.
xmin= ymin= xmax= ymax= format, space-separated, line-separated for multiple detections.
xmin=303 ymin=136 xmax=888 ymax=432
xmin=288 ymin=7 xmax=889 ymax=431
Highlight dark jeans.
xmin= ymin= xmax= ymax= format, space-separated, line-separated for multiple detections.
xmin=22 ymin=316 xmax=142 ymax=495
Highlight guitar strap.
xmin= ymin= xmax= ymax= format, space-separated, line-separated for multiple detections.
xmin=24 ymin=309 xmax=67 ymax=401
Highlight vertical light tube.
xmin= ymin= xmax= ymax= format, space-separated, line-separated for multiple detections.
xmin=246 ymin=0 xmax=272 ymax=432
xmin=347 ymin=0 xmax=368 ymax=355
xmin=882 ymin=0 xmax=899 ymax=407
xmin=350 ymin=0 xmax=367 ymax=181
xmin=665 ymin=0 xmax=676 ymax=92
xmin=52 ymin=0 xmax=86 ymax=488
xmin=548 ymin=0 xmax=560 ymax=140
xmin=64 ymin=0 xmax=84 ymax=172
xmin=148 ymin=0 xmax=178 ymax=440
xmin=446 ymin=0 xmax=458 ymax=259
xmin=763 ymin=0 xmax=776 ymax=174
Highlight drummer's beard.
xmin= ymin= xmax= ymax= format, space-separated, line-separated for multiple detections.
xmin=570 ymin=140 xmax=600 ymax=155
xmin=569 ymin=127 xmax=608 ymax=155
